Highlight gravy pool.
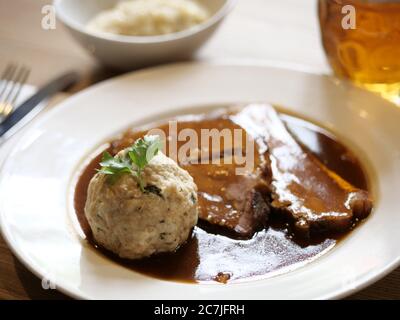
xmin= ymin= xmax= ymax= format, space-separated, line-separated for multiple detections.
xmin=74 ymin=112 xmax=369 ymax=283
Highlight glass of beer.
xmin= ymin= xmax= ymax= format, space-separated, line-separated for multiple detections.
xmin=318 ymin=0 xmax=400 ymax=105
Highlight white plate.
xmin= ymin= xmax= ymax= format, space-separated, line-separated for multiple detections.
xmin=1 ymin=63 xmax=399 ymax=300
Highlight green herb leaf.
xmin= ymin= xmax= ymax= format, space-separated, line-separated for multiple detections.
xmin=145 ymin=135 xmax=163 ymax=162
xmin=98 ymin=135 xmax=162 ymax=191
xmin=98 ymin=152 xmax=132 ymax=175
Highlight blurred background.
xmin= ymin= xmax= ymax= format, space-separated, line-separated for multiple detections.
xmin=0 ymin=0 xmax=329 ymax=87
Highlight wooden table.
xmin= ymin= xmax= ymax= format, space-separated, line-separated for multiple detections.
xmin=0 ymin=0 xmax=399 ymax=300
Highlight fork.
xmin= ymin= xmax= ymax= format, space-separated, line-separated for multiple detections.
xmin=0 ymin=64 xmax=30 ymax=118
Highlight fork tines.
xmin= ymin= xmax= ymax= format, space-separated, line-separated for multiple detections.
xmin=0 ymin=64 xmax=31 ymax=117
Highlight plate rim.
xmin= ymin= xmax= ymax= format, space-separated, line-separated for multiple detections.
xmin=1 ymin=61 xmax=399 ymax=300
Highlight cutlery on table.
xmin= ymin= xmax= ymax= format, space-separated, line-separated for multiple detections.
xmin=0 ymin=64 xmax=79 ymax=141
xmin=0 ymin=64 xmax=30 ymax=118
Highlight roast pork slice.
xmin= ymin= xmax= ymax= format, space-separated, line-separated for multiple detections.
xmin=231 ymin=104 xmax=373 ymax=238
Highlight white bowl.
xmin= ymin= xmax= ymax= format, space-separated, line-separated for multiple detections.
xmin=54 ymin=0 xmax=236 ymax=70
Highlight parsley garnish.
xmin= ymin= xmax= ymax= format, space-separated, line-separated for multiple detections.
xmin=98 ymin=135 xmax=163 ymax=191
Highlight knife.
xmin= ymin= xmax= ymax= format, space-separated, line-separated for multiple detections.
xmin=0 ymin=71 xmax=79 ymax=139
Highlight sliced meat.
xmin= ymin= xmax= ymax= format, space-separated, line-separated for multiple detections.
xmin=198 ymin=171 xmax=270 ymax=238
xmin=231 ymin=104 xmax=373 ymax=238
xmin=111 ymin=104 xmax=372 ymax=239
xmin=111 ymin=113 xmax=271 ymax=239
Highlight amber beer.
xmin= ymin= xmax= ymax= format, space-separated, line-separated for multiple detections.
xmin=318 ymin=0 xmax=400 ymax=104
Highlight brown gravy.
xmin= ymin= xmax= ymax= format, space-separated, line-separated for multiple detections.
xmin=74 ymin=112 xmax=369 ymax=284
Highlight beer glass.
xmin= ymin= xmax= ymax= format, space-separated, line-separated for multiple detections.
xmin=319 ymin=0 xmax=400 ymax=105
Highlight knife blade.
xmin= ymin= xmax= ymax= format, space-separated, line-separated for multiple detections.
xmin=0 ymin=71 xmax=79 ymax=139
